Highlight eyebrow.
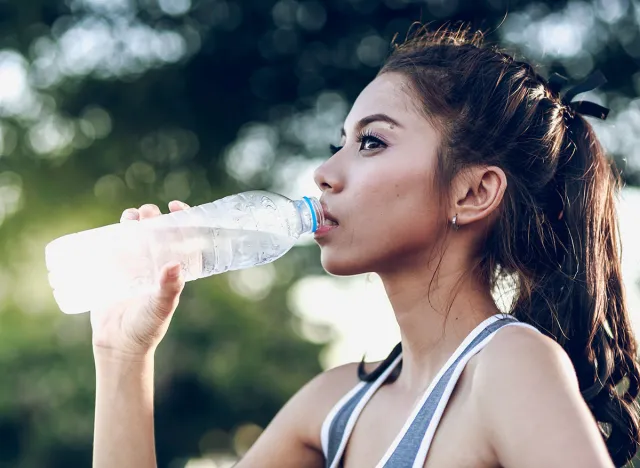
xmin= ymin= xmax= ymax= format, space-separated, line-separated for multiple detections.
xmin=340 ymin=113 xmax=403 ymax=137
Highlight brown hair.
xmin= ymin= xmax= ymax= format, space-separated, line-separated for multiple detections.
xmin=357 ymin=25 xmax=640 ymax=466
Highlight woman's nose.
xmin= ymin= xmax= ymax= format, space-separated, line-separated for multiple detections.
xmin=314 ymin=160 xmax=343 ymax=193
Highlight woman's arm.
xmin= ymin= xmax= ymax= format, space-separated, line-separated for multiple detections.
xmin=93 ymin=346 xmax=358 ymax=468
xmin=476 ymin=326 xmax=615 ymax=468
xmin=93 ymin=352 xmax=157 ymax=468
xmin=90 ymin=201 xmax=188 ymax=468
xmin=90 ymin=203 xmax=358 ymax=468
xmin=92 ymin=350 xmax=327 ymax=468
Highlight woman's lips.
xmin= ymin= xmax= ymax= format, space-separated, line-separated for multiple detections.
xmin=314 ymin=222 xmax=339 ymax=238
xmin=316 ymin=201 xmax=339 ymax=239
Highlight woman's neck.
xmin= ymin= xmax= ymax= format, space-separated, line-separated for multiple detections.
xmin=379 ymin=260 xmax=500 ymax=395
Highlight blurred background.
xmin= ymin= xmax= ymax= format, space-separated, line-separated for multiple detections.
xmin=0 ymin=0 xmax=639 ymax=466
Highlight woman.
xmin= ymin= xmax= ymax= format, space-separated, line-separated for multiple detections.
xmin=91 ymin=26 xmax=640 ymax=467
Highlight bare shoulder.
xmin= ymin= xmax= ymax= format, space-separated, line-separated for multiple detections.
xmin=473 ymin=326 xmax=611 ymax=468
xmin=285 ymin=359 xmax=383 ymax=449
xmin=302 ymin=361 xmax=362 ymax=410
xmin=466 ymin=324 xmax=612 ymax=467
xmin=238 ymin=360 xmax=383 ymax=467
xmin=468 ymin=323 xmax=583 ymax=427
xmin=307 ymin=359 xmax=384 ymax=398
xmin=301 ymin=359 xmax=385 ymax=415
xmin=474 ymin=324 xmax=578 ymax=389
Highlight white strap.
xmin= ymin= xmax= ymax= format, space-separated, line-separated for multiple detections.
xmin=326 ymin=353 xmax=403 ymax=468
xmin=321 ymin=381 xmax=366 ymax=457
xmin=374 ymin=314 xmax=511 ymax=467
xmin=410 ymin=321 xmax=538 ymax=467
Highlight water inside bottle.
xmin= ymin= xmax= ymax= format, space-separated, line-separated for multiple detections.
xmin=191 ymin=227 xmax=296 ymax=275
xmin=46 ymin=225 xmax=296 ymax=314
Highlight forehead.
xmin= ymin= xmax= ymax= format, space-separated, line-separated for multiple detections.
xmin=344 ymin=72 xmax=419 ymax=129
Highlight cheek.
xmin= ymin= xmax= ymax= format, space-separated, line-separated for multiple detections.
xmin=371 ymin=194 xmax=441 ymax=253
xmin=320 ymin=165 xmax=443 ymax=275
xmin=363 ymin=164 xmax=441 ymax=236
xmin=320 ymin=208 xmax=439 ymax=276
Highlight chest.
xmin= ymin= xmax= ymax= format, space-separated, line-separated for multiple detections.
xmin=341 ymin=362 xmax=497 ymax=468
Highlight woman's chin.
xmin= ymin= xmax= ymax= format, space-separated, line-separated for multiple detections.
xmin=320 ymin=253 xmax=368 ymax=277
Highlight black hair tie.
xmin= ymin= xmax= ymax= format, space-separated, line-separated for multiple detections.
xmin=547 ymin=70 xmax=610 ymax=120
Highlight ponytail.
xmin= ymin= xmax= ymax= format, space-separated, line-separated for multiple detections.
xmin=516 ymin=112 xmax=640 ymax=465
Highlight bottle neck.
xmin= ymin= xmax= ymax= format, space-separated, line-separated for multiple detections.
xmin=294 ymin=197 xmax=324 ymax=234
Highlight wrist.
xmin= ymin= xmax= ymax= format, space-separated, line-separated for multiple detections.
xmin=93 ymin=345 xmax=155 ymax=367
xmin=94 ymin=348 xmax=155 ymax=395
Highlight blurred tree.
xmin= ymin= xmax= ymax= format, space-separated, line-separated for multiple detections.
xmin=0 ymin=0 xmax=638 ymax=466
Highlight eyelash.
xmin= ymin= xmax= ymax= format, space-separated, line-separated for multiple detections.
xmin=329 ymin=130 xmax=388 ymax=155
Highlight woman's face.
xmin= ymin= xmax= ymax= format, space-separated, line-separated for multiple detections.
xmin=314 ymin=72 xmax=445 ymax=276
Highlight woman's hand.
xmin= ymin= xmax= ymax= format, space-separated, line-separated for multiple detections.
xmin=90 ymin=200 xmax=191 ymax=360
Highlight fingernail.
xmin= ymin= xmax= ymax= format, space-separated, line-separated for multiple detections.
xmin=122 ymin=210 xmax=137 ymax=220
xmin=180 ymin=202 xmax=189 ymax=209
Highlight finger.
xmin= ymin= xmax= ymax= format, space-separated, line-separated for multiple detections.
xmin=168 ymin=200 xmax=190 ymax=212
xmin=152 ymin=262 xmax=185 ymax=319
xmin=138 ymin=204 xmax=161 ymax=220
xmin=120 ymin=208 xmax=139 ymax=222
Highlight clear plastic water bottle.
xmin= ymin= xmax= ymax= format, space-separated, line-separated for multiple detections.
xmin=45 ymin=190 xmax=324 ymax=314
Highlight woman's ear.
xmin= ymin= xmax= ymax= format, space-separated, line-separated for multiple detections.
xmin=451 ymin=166 xmax=507 ymax=228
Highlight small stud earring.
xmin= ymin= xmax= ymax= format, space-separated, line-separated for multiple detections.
xmin=451 ymin=214 xmax=460 ymax=231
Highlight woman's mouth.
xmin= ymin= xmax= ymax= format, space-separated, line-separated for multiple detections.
xmin=314 ymin=218 xmax=339 ymax=238
xmin=315 ymin=202 xmax=339 ymax=238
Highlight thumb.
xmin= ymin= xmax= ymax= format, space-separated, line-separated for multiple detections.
xmin=151 ymin=262 xmax=185 ymax=319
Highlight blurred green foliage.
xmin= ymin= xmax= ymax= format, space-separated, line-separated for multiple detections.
xmin=0 ymin=0 xmax=639 ymax=466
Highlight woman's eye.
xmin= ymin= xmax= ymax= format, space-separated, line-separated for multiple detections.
xmin=329 ymin=133 xmax=387 ymax=155
xmin=359 ymin=135 xmax=386 ymax=152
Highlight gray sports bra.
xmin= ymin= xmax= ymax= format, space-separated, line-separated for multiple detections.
xmin=320 ymin=314 xmax=540 ymax=468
